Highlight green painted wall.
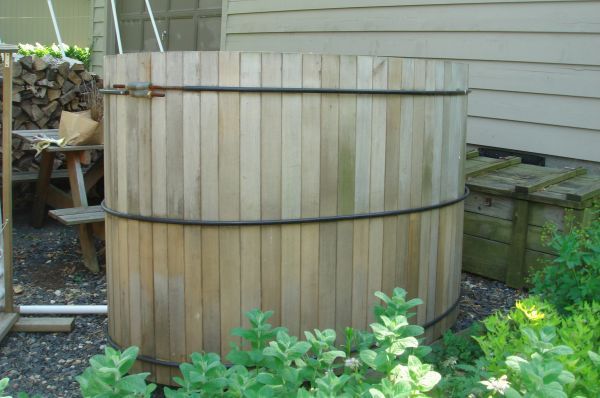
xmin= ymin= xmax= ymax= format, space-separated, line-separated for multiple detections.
xmin=0 ymin=0 xmax=91 ymax=47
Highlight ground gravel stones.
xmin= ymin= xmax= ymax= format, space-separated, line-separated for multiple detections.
xmin=0 ymin=212 xmax=106 ymax=398
xmin=1 ymin=210 xmax=523 ymax=396
xmin=454 ymin=272 xmax=526 ymax=331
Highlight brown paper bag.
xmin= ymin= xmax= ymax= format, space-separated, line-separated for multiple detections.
xmin=58 ymin=110 xmax=103 ymax=146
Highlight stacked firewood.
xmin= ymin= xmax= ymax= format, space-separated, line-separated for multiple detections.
xmin=0 ymin=55 xmax=97 ymax=131
xmin=0 ymin=55 xmax=101 ymax=171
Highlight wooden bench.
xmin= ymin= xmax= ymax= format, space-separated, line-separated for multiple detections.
xmin=49 ymin=206 xmax=105 ymax=225
xmin=0 ymin=169 xmax=69 ymax=185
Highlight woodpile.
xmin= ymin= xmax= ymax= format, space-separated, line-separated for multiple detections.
xmin=0 ymin=55 xmax=97 ymax=131
xmin=0 ymin=55 xmax=101 ymax=180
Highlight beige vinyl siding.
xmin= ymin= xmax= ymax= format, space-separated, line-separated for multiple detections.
xmin=221 ymin=0 xmax=600 ymax=162
xmin=0 ymin=0 xmax=90 ymax=47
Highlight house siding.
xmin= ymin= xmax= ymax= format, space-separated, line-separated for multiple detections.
xmin=221 ymin=0 xmax=600 ymax=162
xmin=0 ymin=0 xmax=90 ymax=47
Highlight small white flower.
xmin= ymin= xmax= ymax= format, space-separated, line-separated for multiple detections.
xmin=441 ymin=356 xmax=458 ymax=369
xmin=344 ymin=357 xmax=361 ymax=371
xmin=481 ymin=375 xmax=510 ymax=395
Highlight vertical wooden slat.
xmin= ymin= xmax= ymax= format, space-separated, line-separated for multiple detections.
xmin=104 ymin=54 xmax=117 ymax=347
xmin=166 ymin=52 xmax=186 ymax=374
xmin=260 ymin=52 xmax=282 ymax=325
xmin=427 ymin=61 xmax=444 ymax=338
xmin=382 ymin=58 xmax=402 ymax=296
xmin=200 ymin=51 xmax=221 ymax=354
xmin=318 ymin=54 xmax=340 ymax=329
xmin=352 ymin=56 xmax=374 ymax=331
xmin=421 ymin=60 xmax=438 ymax=339
xmin=136 ymin=51 xmax=154 ymax=373
xmin=280 ymin=53 xmax=302 ymax=337
xmin=115 ymin=54 xmax=129 ymax=350
xmin=240 ymin=52 xmax=262 ymax=326
xmin=126 ymin=53 xmax=147 ymax=372
xmin=336 ymin=55 xmax=357 ymax=337
xmin=218 ymin=51 xmax=241 ymax=357
xmin=150 ymin=51 xmax=170 ymax=385
xmin=182 ymin=51 xmax=203 ymax=356
xmin=366 ymin=57 xmax=387 ymax=325
xmin=300 ymin=54 xmax=321 ymax=333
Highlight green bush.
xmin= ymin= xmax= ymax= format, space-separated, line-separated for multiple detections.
xmin=74 ymin=288 xmax=441 ymax=398
xmin=531 ymin=206 xmax=600 ymax=313
xmin=475 ymin=297 xmax=600 ymax=398
xmin=18 ymin=43 xmax=91 ymax=70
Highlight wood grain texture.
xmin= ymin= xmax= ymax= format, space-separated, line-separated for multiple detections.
xmin=104 ymin=52 xmax=467 ymax=383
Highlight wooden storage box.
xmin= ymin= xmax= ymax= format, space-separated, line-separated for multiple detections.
xmin=463 ymin=151 xmax=599 ymax=288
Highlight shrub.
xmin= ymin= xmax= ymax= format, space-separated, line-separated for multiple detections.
xmin=18 ymin=43 xmax=91 ymax=70
xmin=531 ymin=206 xmax=600 ymax=313
xmin=476 ymin=297 xmax=600 ymax=398
xmin=77 ymin=288 xmax=442 ymax=397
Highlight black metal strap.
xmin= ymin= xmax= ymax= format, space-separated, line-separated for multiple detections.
xmin=101 ymin=187 xmax=469 ymax=226
xmin=101 ymin=85 xmax=470 ymax=96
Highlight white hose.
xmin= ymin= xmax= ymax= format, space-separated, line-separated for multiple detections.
xmin=19 ymin=305 xmax=107 ymax=315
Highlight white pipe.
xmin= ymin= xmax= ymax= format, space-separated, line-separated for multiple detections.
xmin=46 ymin=0 xmax=66 ymax=58
xmin=144 ymin=0 xmax=164 ymax=53
xmin=109 ymin=0 xmax=123 ymax=54
xmin=19 ymin=305 xmax=107 ymax=315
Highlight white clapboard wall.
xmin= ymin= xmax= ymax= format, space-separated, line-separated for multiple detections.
xmin=221 ymin=0 xmax=600 ymax=162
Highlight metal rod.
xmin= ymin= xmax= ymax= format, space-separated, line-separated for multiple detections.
xmin=109 ymin=0 xmax=123 ymax=54
xmin=144 ymin=0 xmax=164 ymax=53
xmin=108 ymin=84 xmax=470 ymax=96
xmin=46 ymin=0 xmax=66 ymax=58
xmin=18 ymin=305 xmax=107 ymax=315
xmin=102 ymin=187 xmax=469 ymax=226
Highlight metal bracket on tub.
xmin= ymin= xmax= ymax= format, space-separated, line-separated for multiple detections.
xmin=99 ymin=87 xmax=164 ymax=98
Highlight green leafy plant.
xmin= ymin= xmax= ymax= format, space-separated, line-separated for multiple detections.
xmin=76 ymin=346 xmax=156 ymax=398
xmin=427 ymin=324 xmax=487 ymax=398
xmin=531 ymin=206 xmax=600 ymax=313
xmin=498 ymin=327 xmax=575 ymax=398
xmin=159 ymin=288 xmax=441 ymax=397
xmin=18 ymin=43 xmax=91 ymax=69
xmin=476 ymin=297 xmax=599 ymax=398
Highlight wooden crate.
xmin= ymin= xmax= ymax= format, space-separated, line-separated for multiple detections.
xmin=463 ymin=150 xmax=599 ymax=288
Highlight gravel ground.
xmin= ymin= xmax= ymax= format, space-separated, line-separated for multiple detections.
xmin=1 ymin=210 xmax=524 ymax=397
xmin=0 ymin=212 xmax=107 ymax=398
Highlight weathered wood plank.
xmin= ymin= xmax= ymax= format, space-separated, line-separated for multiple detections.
xmin=12 ymin=317 xmax=74 ymax=332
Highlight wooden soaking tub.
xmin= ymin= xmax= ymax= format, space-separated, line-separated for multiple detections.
xmin=103 ymin=51 xmax=468 ymax=383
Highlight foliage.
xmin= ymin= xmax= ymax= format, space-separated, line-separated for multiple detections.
xmin=18 ymin=43 xmax=91 ymax=69
xmin=476 ymin=297 xmax=600 ymax=398
xmin=427 ymin=324 xmax=487 ymax=398
xmin=498 ymin=327 xmax=575 ymax=398
xmin=75 ymin=346 xmax=156 ymax=398
xmin=531 ymin=206 xmax=600 ymax=313
xmin=156 ymin=287 xmax=441 ymax=397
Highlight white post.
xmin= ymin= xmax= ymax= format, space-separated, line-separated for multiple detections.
xmin=109 ymin=0 xmax=124 ymax=54
xmin=46 ymin=0 xmax=66 ymax=58
xmin=144 ymin=0 xmax=164 ymax=52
